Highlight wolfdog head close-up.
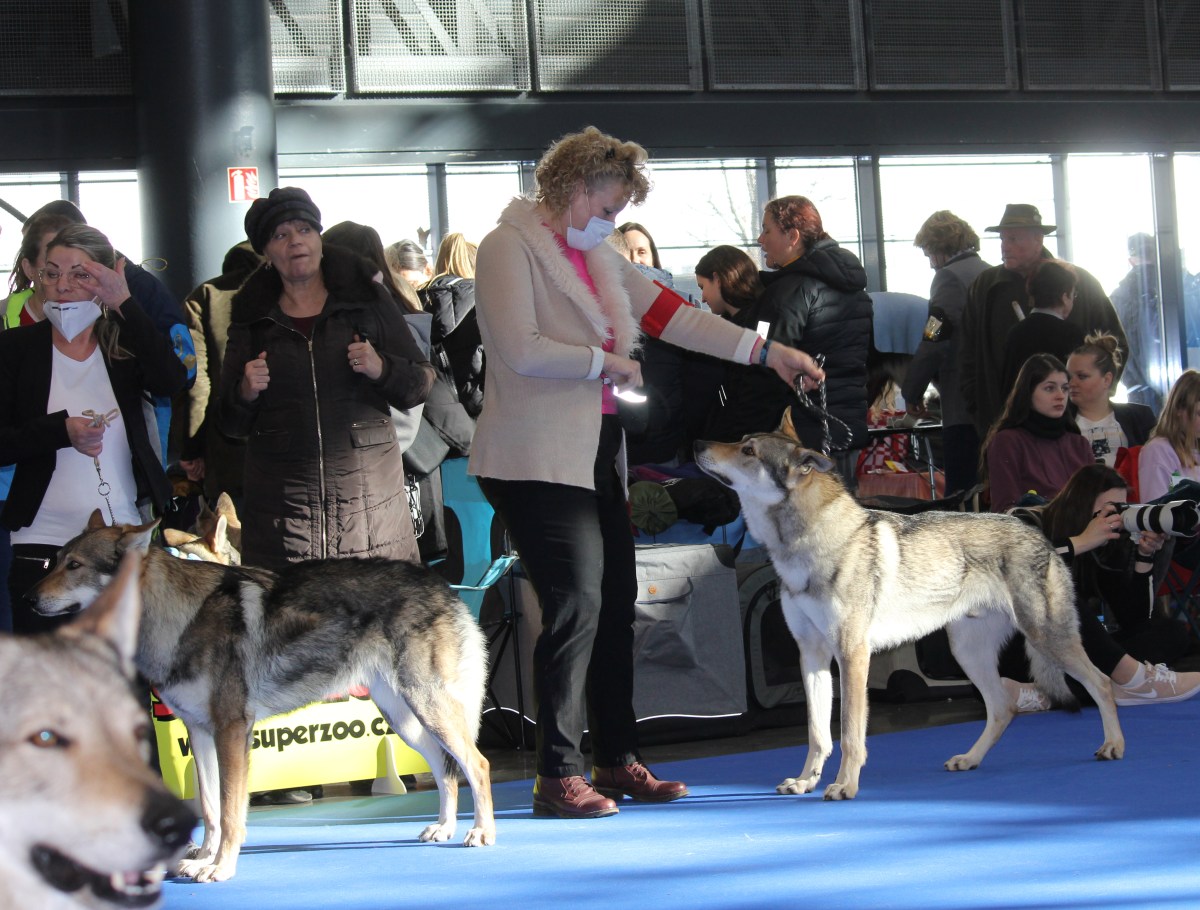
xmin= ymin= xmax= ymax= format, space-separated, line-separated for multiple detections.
xmin=0 ymin=551 xmax=195 ymax=910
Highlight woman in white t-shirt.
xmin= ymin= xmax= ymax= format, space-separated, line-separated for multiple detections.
xmin=0 ymin=224 xmax=188 ymax=633
xmin=1067 ymin=332 xmax=1157 ymax=468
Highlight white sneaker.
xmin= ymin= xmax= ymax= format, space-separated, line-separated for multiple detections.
xmin=1002 ymin=677 xmax=1050 ymax=713
xmin=1112 ymin=662 xmax=1200 ymax=707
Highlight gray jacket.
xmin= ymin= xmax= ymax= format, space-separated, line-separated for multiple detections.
xmin=902 ymin=250 xmax=991 ymax=428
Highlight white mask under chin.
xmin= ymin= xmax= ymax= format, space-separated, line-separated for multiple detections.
xmin=44 ymin=300 xmax=102 ymax=342
xmin=566 ymin=215 xmax=617 ymax=252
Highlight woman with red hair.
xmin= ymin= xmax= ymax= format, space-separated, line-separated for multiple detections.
xmin=704 ymin=196 xmax=872 ymax=486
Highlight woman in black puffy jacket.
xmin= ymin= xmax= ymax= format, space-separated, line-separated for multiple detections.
xmin=704 ymin=196 xmax=872 ymax=464
xmin=421 ymin=232 xmax=485 ymax=418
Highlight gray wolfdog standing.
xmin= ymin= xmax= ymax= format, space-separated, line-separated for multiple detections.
xmin=0 ymin=551 xmax=195 ymax=910
xmin=694 ymin=434 xmax=1124 ymax=800
xmin=31 ymin=511 xmax=494 ymax=884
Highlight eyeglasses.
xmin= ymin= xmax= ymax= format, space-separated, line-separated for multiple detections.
xmin=38 ymin=268 xmax=92 ymax=285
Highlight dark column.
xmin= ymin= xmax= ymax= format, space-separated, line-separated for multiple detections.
xmin=129 ymin=1 xmax=276 ymax=300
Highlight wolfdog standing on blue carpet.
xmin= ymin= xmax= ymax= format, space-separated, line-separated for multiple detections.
xmin=695 ymin=434 xmax=1125 ymax=800
xmin=30 ymin=510 xmax=495 ymax=885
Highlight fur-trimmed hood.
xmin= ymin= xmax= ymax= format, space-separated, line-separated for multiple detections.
xmin=497 ymin=197 xmax=641 ymax=357
xmin=230 ymin=244 xmax=383 ymax=325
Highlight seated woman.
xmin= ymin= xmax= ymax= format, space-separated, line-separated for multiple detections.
xmin=0 ymin=224 xmax=189 ymax=633
xmin=1139 ymin=369 xmax=1200 ymax=502
xmin=982 ymin=353 xmax=1092 ymax=512
xmin=1067 ymin=332 xmax=1156 ymax=466
xmin=1006 ymin=463 xmax=1199 ymax=709
xmin=694 ymin=244 xmax=764 ymax=319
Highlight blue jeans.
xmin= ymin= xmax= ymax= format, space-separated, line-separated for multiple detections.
xmin=478 ymin=416 xmax=640 ymax=778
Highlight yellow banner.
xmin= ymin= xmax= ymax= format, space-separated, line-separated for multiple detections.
xmin=152 ymin=690 xmax=430 ymax=799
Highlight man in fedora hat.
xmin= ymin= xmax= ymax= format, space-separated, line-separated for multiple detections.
xmin=959 ymin=203 xmax=1127 ymax=438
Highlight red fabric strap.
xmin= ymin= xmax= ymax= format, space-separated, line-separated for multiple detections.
xmin=640 ymin=282 xmax=688 ymax=338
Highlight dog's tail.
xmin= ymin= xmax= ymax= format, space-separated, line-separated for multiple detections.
xmin=1026 ymin=646 xmax=1082 ymax=713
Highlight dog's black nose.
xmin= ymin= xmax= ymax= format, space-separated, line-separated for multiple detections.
xmin=142 ymin=790 xmax=197 ymax=851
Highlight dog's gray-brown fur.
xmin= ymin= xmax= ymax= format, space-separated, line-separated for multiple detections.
xmin=695 ymin=434 xmax=1124 ymax=799
xmin=0 ymin=551 xmax=195 ymax=909
xmin=31 ymin=512 xmax=494 ymax=884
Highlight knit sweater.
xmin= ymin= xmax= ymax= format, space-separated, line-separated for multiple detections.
xmin=986 ymin=427 xmax=1093 ymax=512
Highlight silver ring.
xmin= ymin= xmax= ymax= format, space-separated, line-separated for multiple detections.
xmin=353 ymin=358 xmax=360 ymax=366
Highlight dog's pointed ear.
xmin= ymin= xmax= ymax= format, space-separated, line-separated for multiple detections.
xmin=791 ymin=448 xmax=836 ymax=476
xmin=197 ymin=496 xmax=215 ymax=523
xmin=119 ymin=518 xmax=161 ymax=555
xmin=160 ymin=528 xmax=192 ymax=548
xmin=59 ymin=549 xmax=142 ymax=677
xmin=215 ymin=492 xmax=240 ymax=527
xmin=205 ymin=514 xmax=228 ymax=555
xmin=86 ymin=508 xmax=109 ymax=531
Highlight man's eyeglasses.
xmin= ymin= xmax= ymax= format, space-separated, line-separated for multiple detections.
xmin=38 ymin=268 xmax=91 ymax=285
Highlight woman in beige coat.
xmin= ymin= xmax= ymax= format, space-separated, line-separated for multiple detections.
xmin=471 ymin=127 xmax=824 ymax=820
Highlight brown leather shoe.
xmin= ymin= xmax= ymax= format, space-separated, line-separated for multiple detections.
xmin=533 ymin=775 xmax=619 ymax=818
xmin=592 ymin=762 xmax=689 ymax=803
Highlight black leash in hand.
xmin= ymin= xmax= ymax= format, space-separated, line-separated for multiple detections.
xmin=790 ymin=353 xmax=853 ymax=456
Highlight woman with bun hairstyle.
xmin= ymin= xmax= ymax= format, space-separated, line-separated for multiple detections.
xmin=1067 ymin=332 xmax=1156 ymax=466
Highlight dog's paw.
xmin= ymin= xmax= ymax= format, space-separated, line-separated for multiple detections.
xmin=776 ymin=775 xmax=819 ymax=795
xmin=822 ymin=783 xmax=857 ymax=801
xmin=177 ymin=858 xmax=235 ymax=883
xmin=463 ymin=826 xmax=495 ymax=847
xmin=943 ymin=753 xmax=980 ymax=772
xmin=418 ymin=822 xmax=455 ymax=843
xmin=1095 ymin=741 xmax=1124 ymax=761
xmin=182 ymin=842 xmax=210 ymax=862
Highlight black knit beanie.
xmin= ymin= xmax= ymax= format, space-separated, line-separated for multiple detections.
xmin=244 ymin=187 xmax=323 ymax=253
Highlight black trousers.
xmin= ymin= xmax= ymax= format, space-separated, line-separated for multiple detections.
xmin=478 ymin=416 xmax=640 ymax=778
xmin=942 ymin=423 xmax=980 ymax=498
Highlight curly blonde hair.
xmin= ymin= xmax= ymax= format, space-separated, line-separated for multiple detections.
xmin=913 ymin=211 xmax=980 ymax=258
xmin=534 ymin=126 xmax=651 ymax=214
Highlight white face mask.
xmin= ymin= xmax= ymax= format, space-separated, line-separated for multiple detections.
xmin=44 ymin=299 xmax=102 ymax=342
xmin=566 ymin=215 xmax=616 ymax=252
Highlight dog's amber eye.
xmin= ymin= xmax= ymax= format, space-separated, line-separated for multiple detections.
xmin=742 ymin=444 xmax=754 ymax=456
xmin=65 ymin=560 xmax=81 ymax=570
xmin=29 ymin=729 xmax=67 ymax=748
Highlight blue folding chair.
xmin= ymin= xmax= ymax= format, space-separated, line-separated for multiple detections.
xmin=439 ymin=457 xmax=529 ymax=748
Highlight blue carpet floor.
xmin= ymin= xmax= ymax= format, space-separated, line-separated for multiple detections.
xmin=165 ymin=700 xmax=1200 ymax=910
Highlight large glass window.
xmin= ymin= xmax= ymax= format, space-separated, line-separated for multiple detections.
xmin=774 ymin=157 xmax=861 ymax=263
xmin=622 ymin=158 xmax=762 ymax=298
xmin=444 ymin=163 xmax=523 ymax=251
xmin=1066 ymin=153 xmax=1161 ymax=406
xmin=278 ymin=165 xmax=430 ymax=257
xmin=1175 ymin=153 xmax=1200 ymax=370
xmin=78 ymin=170 xmax=143 ymax=263
xmin=0 ymin=173 xmax=66 ymax=287
xmin=878 ymin=155 xmax=1054 ymax=298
